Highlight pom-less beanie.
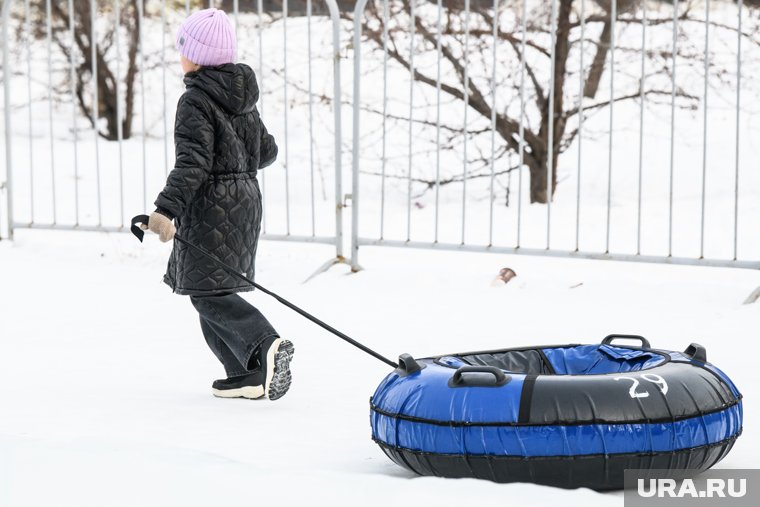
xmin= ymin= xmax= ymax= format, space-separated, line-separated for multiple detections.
xmin=176 ymin=8 xmax=236 ymax=67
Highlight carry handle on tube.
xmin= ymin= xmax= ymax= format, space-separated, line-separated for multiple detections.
xmin=130 ymin=215 xmax=398 ymax=369
xmin=602 ymin=334 xmax=651 ymax=349
xmin=448 ymin=366 xmax=509 ymax=388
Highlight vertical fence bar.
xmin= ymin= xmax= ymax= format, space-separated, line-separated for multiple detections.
xmin=406 ymin=0 xmax=415 ymax=242
xmin=115 ymin=0 xmax=124 ymax=227
xmin=637 ymin=0 xmax=646 ymax=255
xmin=91 ymin=0 xmax=102 ymax=225
xmin=326 ymin=0 xmax=343 ymax=259
xmin=307 ymin=0 xmax=315 ymax=237
xmin=488 ymin=0 xmax=498 ymax=247
xmin=700 ymin=0 xmax=710 ymax=258
xmin=516 ymin=0 xmax=526 ymax=248
xmin=162 ymin=0 xmax=168 ymax=177
xmin=139 ymin=0 xmax=147 ymax=211
xmin=46 ymin=0 xmax=56 ymax=224
xmin=575 ymin=0 xmax=585 ymax=252
xmin=669 ymin=0 xmax=677 ymax=257
xmin=734 ymin=0 xmax=742 ymax=260
xmin=2 ymin=0 xmax=12 ymax=238
xmin=605 ymin=0 xmax=616 ymax=254
xmin=433 ymin=0 xmax=441 ymax=242
xmin=283 ymin=0 xmax=290 ymax=235
xmin=352 ymin=0 xmax=372 ymax=269
xmin=24 ymin=0 xmax=33 ymax=224
xmin=258 ymin=0 xmax=266 ymax=233
xmin=507 ymin=150 xmax=512 ymax=207
xmin=546 ymin=0 xmax=557 ymax=249
xmin=67 ymin=0 xmax=79 ymax=225
xmin=185 ymin=0 xmax=189 ymax=16
xmin=233 ymin=0 xmax=238 ymax=39
xmin=257 ymin=0 xmax=264 ymax=113
xmin=461 ymin=0 xmax=470 ymax=245
xmin=381 ymin=0 xmax=389 ymax=239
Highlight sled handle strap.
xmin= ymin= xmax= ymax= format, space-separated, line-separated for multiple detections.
xmin=130 ymin=215 xmax=398 ymax=369
xmin=602 ymin=334 xmax=651 ymax=349
xmin=448 ymin=366 xmax=509 ymax=388
xmin=131 ymin=214 xmax=150 ymax=243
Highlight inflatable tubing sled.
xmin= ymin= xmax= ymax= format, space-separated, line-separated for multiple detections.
xmin=370 ymin=335 xmax=742 ymax=490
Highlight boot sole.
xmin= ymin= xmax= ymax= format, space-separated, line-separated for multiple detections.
xmin=265 ymin=339 xmax=294 ymax=401
xmin=211 ymin=385 xmax=265 ymax=399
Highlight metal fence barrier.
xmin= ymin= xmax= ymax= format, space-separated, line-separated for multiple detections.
xmin=3 ymin=0 xmax=759 ymax=272
xmin=1 ymin=0 xmax=346 ymax=268
xmin=350 ymin=0 xmax=759 ymax=270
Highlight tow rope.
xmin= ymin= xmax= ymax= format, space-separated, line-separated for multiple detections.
xmin=131 ymin=215 xmax=398 ymax=368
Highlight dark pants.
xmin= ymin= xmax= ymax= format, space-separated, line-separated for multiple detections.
xmin=190 ymin=292 xmax=279 ymax=378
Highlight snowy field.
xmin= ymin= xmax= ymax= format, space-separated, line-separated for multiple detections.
xmin=0 ymin=229 xmax=758 ymax=506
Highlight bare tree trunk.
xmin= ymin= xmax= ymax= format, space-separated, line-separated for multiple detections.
xmin=530 ymin=0 xmax=572 ymax=203
xmin=48 ymin=0 xmax=139 ymax=140
xmin=583 ymin=17 xmax=612 ymax=99
xmin=122 ymin=0 xmax=140 ymax=139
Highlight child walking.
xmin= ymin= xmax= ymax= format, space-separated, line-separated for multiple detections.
xmin=143 ymin=8 xmax=293 ymax=401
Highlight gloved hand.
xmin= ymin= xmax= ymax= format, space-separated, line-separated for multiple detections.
xmin=140 ymin=211 xmax=176 ymax=243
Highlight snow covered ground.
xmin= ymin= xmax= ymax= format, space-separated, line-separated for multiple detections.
xmin=0 ymin=229 xmax=757 ymax=506
xmin=1 ymin=2 xmax=758 ymax=504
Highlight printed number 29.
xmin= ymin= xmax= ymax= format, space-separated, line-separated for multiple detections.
xmin=613 ymin=374 xmax=669 ymax=398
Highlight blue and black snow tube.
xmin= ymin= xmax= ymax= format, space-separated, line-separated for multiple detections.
xmin=370 ymin=336 xmax=743 ymax=490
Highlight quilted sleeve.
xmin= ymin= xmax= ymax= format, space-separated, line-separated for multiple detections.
xmin=256 ymin=108 xmax=278 ymax=169
xmin=154 ymin=93 xmax=215 ymax=218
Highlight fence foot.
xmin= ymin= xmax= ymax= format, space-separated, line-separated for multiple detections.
xmin=743 ymin=286 xmax=760 ymax=305
xmin=302 ymin=256 xmax=349 ymax=284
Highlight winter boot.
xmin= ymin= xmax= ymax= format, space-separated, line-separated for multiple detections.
xmin=211 ymin=371 xmax=265 ymax=399
xmin=258 ymin=337 xmax=294 ymax=400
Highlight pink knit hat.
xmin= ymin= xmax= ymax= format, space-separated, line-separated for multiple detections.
xmin=176 ymin=8 xmax=236 ymax=67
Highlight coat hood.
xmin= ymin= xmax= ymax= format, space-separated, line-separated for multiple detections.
xmin=184 ymin=63 xmax=259 ymax=115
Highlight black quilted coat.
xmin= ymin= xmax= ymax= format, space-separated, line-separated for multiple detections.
xmin=154 ymin=63 xmax=277 ymax=296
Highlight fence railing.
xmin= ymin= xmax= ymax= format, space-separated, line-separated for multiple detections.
xmin=0 ymin=0 xmax=346 ymax=266
xmin=349 ymin=0 xmax=759 ymax=270
xmin=3 ymin=0 xmax=759 ymax=271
